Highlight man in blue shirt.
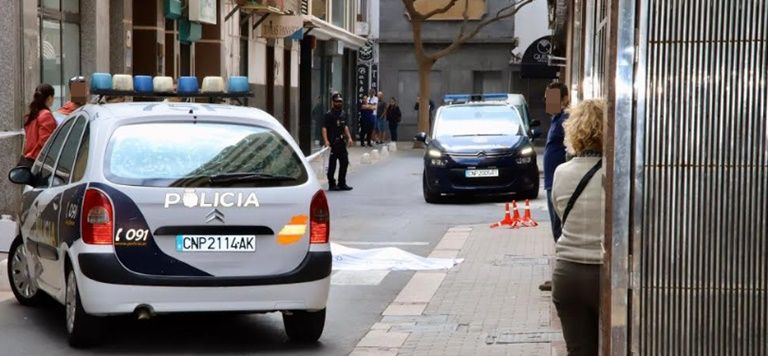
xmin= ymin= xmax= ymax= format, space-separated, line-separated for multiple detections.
xmin=540 ymin=82 xmax=569 ymax=291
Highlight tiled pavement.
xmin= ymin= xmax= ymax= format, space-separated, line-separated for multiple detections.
xmin=352 ymin=224 xmax=566 ymax=356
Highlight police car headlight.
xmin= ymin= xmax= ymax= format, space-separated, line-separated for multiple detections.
xmin=428 ymin=149 xmax=443 ymax=158
xmin=520 ymin=146 xmax=535 ymax=156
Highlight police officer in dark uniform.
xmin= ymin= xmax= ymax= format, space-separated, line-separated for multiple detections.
xmin=322 ymin=93 xmax=354 ymax=191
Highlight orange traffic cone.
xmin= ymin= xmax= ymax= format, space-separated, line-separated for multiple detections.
xmin=490 ymin=202 xmax=516 ymax=228
xmin=509 ymin=200 xmax=522 ymax=228
xmin=520 ymin=199 xmax=538 ymax=227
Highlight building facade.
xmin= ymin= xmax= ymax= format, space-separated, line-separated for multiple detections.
xmin=377 ymin=0 xmax=554 ymax=140
xmin=551 ymin=0 xmax=768 ymax=354
xmin=0 ymin=0 xmax=368 ymax=217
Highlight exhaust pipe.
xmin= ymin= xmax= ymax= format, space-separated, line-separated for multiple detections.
xmin=134 ymin=305 xmax=154 ymax=320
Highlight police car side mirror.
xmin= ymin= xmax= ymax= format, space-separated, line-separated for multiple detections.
xmin=530 ymin=128 xmax=543 ymax=140
xmin=8 ymin=166 xmax=34 ymax=186
xmin=415 ymin=132 xmax=428 ymax=143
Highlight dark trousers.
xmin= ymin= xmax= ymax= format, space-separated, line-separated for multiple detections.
xmin=552 ymin=260 xmax=600 ymax=356
xmin=327 ymin=142 xmax=349 ymax=186
xmin=388 ymin=123 xmax=398 ymax=142
xmin=360 ymin=120 xmax=373 ymax=146
xmin=546 ymin=189 xmax=562 ymax=242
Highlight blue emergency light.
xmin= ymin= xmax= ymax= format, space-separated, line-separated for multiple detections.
xmin=443 ymin=93 xmax=509 ymax=105
xmin=87 ymin=73 xmax=253 ymax=103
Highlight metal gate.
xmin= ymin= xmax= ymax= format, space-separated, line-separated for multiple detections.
xmin=631 ymin=0 xmax=768 ymax=354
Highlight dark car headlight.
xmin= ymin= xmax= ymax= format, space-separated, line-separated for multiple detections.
xmin=516 ymin=146 xmax=535 ymax=164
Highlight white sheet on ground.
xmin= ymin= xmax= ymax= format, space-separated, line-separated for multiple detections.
xmin=330 ymin=243 xmax=463 ymax=271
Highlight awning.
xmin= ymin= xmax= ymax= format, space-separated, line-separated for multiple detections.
xmin=303 ymin=15 xmax=367 ymax=50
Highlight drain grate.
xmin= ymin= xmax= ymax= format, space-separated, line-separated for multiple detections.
xmin=486 ymin=331 xmax=563 ymax=345
xmin=491 ymin=255 xmax=550 ymax=266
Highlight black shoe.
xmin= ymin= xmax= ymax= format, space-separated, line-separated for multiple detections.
xmin=538 ymin=280 xmax=552 ymax=291
xmin=338 ymin=184 xmax=353 ymax=191
xmin=328 ymin=185 xmax=339 ymax=191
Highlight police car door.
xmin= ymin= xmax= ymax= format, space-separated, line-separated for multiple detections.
xmin=25 ymin=118 xmax=76 ymax=294
xmin=45 ymin=116 xmax=89 ymax=290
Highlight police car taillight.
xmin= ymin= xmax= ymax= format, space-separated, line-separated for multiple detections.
xmin=81 ymin=188 xmax=114 ymax=245
xmin=309 ymin=190 xmax=329 ymax=244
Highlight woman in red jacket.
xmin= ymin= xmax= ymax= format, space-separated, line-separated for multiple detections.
xmin=20 ymin=84 xmax=56 ymax=167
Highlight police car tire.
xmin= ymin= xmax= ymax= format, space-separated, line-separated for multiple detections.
xmin=422 ymin=173 xmax=441 ymax=204
xmin=66 ymin=269 xmax=102 ymax=348
xmin=283 ymin=309 xmax=326 ymax=343
xmin=7 ymin=237 xmax=44 ymax=306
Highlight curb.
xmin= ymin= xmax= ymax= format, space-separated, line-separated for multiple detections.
xmin=0 ymin=256 xmax=9 ymax=292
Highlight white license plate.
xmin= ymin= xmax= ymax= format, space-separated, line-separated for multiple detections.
xmin=465 ymin=169 xmax=499 ymax=178
xmin=176 ymin=235 xmax=256 ymax=252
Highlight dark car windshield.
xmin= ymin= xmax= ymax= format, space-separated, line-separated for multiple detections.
xmin=105 ymin=122 xmax=307 ymax=187
xmin=434 ymin=105 xmax=524 ymax=138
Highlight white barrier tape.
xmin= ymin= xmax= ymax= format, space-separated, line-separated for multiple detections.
xmin=306 ymin=147 xmax=330 ymax=162
xmin=0 ymin=131 xmax=24 ymax=139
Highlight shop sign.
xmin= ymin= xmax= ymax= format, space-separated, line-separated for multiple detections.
xmin=357 ymin=64 xmax=370 ymax=100
xmin=371 ymin=64 xmax=379 ymax=91
xmin=521 ymin=36 xmax=559 ymax=79
xmin=189 ymin=0 xmax=217 ymax=25
xmin=358 ymin=41 xmax=375 ymax=62
xmin=261 ymin=15 xmax=304 ymax=39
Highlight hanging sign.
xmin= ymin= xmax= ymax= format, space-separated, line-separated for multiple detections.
xmin=521 ymin=36 xmax=559 ymax=79
xmin=189 ymin=0 xmax=218 ymax=25
xmin=357 ymin=64 xmax=370 ymax=100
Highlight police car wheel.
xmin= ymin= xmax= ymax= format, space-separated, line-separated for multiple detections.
xmin=283 ymin=309 xmax=326 ymax=343
xmin=65 ymin=268 xmax=102 ymax=348
xmin=8 ymin=237 xmax=43 ymax=306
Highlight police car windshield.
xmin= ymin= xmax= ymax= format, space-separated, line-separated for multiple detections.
xmin=435 ymin=105 xmax=524 ymax=138
xmin=105 ymin=122 xmax=307 ymax=187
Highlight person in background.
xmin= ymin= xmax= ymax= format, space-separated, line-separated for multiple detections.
xmin=20 ymin=84 xmax=57 ymax=167
xmin=376 ymin=91 xmax=388 ymax=143
xmin=359 ymin=95 xmax=375 ymax=147
xmin=56 ymin=76 xmax=87 ymax=123
xmin=322 ymin=93 xmax=355 ymax=191
xmin=551 ymin=99 xmax=605 ymax=356
xmin=414 ymin=95 xmax=436 ymax=131
xmin=368 ymin=89 xmax=381 ymax=144
xmin=385 ymin=97 xmax=402 ymax=142
xmin=540 ymin=82 xmax=570 ymax=292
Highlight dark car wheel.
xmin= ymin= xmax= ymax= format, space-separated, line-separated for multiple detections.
xmin=422 ymin=173 xmax=442 ymax=204
xmin=66 ymin=267 xmax=102 ymax=348
xmin=8 ymin=237 xmax=43 ymax=306
xmin=521 ymin=185 xmax=540 ymax=200
xmin=283 ymin=309 xmax=326 ymax=343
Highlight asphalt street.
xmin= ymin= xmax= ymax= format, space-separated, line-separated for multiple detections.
xmin=0 ymin=147 xmax=549 ymax=355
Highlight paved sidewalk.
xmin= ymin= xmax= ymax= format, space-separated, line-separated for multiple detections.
xmin=352 ymin=224 xmax=565 ymax=356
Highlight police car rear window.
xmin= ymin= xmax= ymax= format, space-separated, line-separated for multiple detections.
xmin=105 ymin=122 xmax=308 ymax=187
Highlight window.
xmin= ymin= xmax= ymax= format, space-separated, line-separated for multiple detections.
xmin=35 ymin=119 xmax=75 ymax=188
xmin=72 ymin=126 xmax=89 ymax=183
xmin=40 ymin=0 xmax=81 ymax=110
xmin=332 ymin=0 xmax=345 ymax=27
xmin=51 ymin=116 xmax=86 ymax=187
xmin=105 ymin=122 xmax=308 ymax=187
xmin=435 ymin=106 xmax=525 ymax=139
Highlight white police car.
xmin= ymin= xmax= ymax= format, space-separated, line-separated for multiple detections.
xmin=6 ymin=74 xmax=331 ymax=347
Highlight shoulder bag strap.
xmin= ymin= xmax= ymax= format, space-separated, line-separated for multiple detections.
xmin=561 ymin=159 xmax=603 ymax=227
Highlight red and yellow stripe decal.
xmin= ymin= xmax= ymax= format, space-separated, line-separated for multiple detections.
xmin=277 ymin=215 xmax=308 ymax=245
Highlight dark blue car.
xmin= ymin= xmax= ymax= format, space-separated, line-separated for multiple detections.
xmin=417 ymin=103 xmax=540 ymax=203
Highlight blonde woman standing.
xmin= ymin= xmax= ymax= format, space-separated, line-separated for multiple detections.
xmin=551 ymin=99 xmax=605 ymax=356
